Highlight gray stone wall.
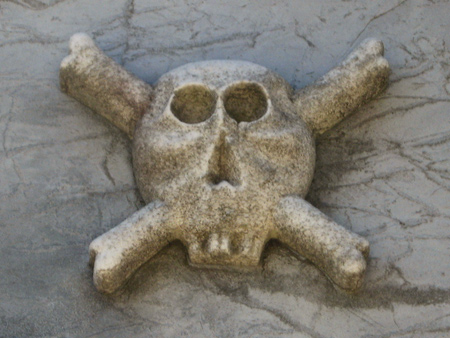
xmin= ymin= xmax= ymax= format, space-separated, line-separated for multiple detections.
xmin=1 ymin=1 xmax=449 ymax=337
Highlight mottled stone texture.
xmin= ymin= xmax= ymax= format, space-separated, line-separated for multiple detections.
xmin=61 ymin=34 xmax=387 ymax=294
xmin=1 ymin=1 xmax=450 ymax=337
xmin=60 ymin=34 xmax=153 ymax=137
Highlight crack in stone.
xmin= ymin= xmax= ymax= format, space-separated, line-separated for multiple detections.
xmin=101 ymin=136 xmax=119 ymax=187
xmin=353 ymin=99 xmax=450 ymax=129
xmin=120 ymin=0 xmax=134 ymax=66
xmin=5 ymin=132 xmax=113 ymax=157
xmin=4 ymin=0 xmax=68 ymax=10
xmin=349 ymin=0 xmax=411 ymax=48
xmin=362 ymin=324 xmax=450 ymax=338
xmin=204 ymin=283 xmax=328 ymax=338
xmin=0 ymin=33 xmax=65 ymax=48
xmin=122 ymin=30 xmax=280 ymax=62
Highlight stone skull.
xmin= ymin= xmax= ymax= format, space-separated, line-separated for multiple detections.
xmin=60 ymin=33 xmax=390 ymax=294
xmin=134 ymin=61 xmax=315 ymax=266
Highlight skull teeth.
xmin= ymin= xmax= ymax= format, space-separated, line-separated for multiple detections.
xmin=186 ymin=233 xmax=263 ymax=267
xmin=207 ymin=233 xmax=231 ymax=255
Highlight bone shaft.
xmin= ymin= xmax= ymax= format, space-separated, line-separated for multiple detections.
xmin=89 ymin=201 xmax=171 ymax=293
xmin=60 ymin=33 xmax=153 ymax=137
xmin=274 ymin=196 xmax=369 ymax=291
xmin=294 ymin=39 xmax=390 ymax=136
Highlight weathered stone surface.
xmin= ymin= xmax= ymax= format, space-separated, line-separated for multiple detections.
xmin=61 ymin=34 xmax=388 ymax=293
xmin=1 ymin=1 xmax=449 ymax=337
xmin=60 ymin=33 xmax=153 ymax=137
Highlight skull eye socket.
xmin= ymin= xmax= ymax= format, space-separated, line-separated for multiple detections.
xmin=223 ymin=82 xmax=268 ymax=123
xmin=170 ymin=84 xmax=217 ymax=124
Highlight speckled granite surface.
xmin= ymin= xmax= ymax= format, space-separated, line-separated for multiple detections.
xmin=1 ymin=1 xmax=449 ymax=337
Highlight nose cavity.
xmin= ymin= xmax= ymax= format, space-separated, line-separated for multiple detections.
xmin=207 ymin=129 xmax=241 ymax=187
xmin=223 ymin=82 xmax=268 ymax=123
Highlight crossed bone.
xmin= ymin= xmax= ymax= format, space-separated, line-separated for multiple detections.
xmin=60 ymin=33 xmax=389 ymax=294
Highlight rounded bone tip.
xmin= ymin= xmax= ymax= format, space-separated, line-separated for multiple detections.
xmin=69 ymin=32 xmax=95 ymax=53
xmin=60 ymin=54 xmax=75 ymax=71
xmin=93 ymin=268 xmax=118 ymax=294
xmin=88 ymin=241 xmax=100 ymax=267
xmin=358 ymin=238 xmax=371 ymax=258
xmin=375 ymin=56 xmax=390 ymax=71
xmin=361 ymin=38 xmax=384 ymax=56
xmin=342 ymin=256 xmax=366 ymax=276
xmin=339 ymin=254 xmax=367 ymax=291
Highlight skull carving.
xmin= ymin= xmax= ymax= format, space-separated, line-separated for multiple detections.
xmin=60 ymin=33 xmax=390 ymax=294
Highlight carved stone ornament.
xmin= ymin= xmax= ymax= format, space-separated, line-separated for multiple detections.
xmin=60 ymin=33 xmax=390 ymax=294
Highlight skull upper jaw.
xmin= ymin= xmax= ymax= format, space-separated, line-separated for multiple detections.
xmin=132 ymin=67 xmax=316 ymax=206
xmin=132 ymin=101 xmax=315 ymax=210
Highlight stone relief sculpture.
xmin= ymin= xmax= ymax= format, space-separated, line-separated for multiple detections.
xmin=60 ymin=33 xmax=390 ymax=294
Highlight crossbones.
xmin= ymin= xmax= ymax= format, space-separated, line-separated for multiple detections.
xmin=60 ymin=33 xmax=389 ymax=294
